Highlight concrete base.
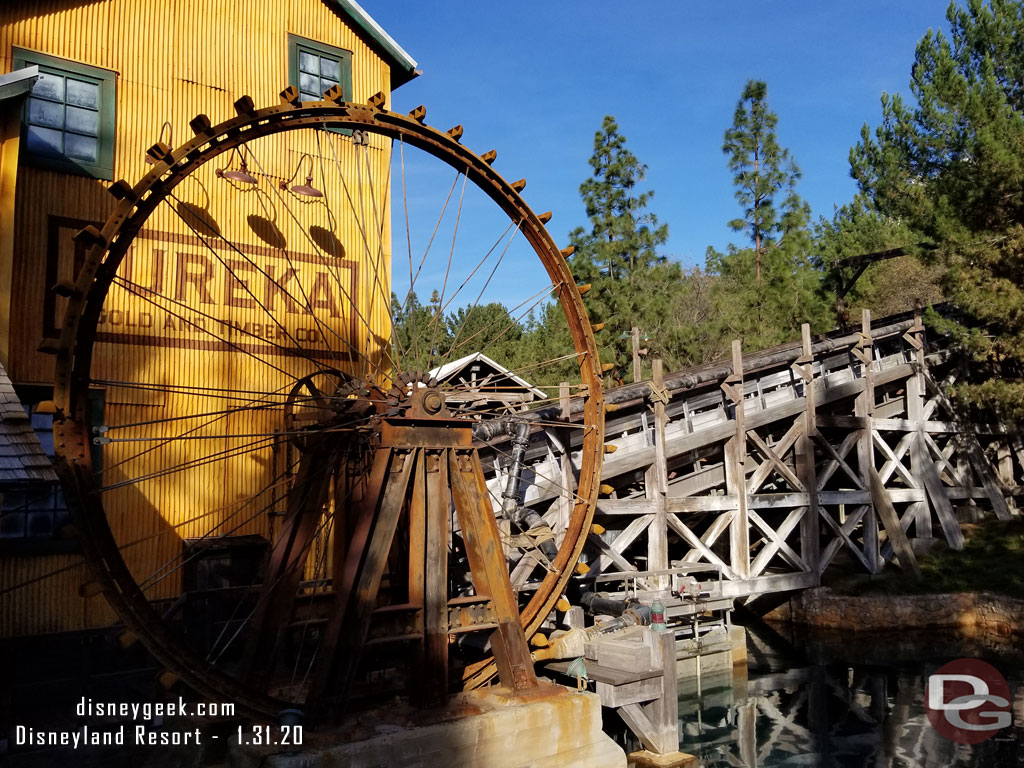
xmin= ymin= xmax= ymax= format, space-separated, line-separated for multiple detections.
xmin=229 ymin=684 xmax=625 ymax=768
xmin=627 ymin=750 xmax=698 ymax=768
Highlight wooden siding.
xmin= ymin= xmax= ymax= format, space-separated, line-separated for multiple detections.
xmin=1 ymin=0 xmax=395 ymax=636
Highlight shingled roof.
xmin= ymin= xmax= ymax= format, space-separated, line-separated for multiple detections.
xmin=0 ymin=363 xmax=57 ymax=484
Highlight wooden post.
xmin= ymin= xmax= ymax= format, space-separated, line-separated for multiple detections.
xmin=997 ymin=441 xmax=1017 ymax=512
xmin=725 ymin=340 xmax=750 ymax=580
xmin=647 ymin=359 xmax=669 ymax=590
xmin=558 ymin=381 xmax=573 ymax=533
xmin=795 ymin=324 xmax=821 ymax=576
xmin=855 ymin=309 xmax=880 ymax=573
xmin=631 ymin=326 xmax=642 ymax=383
xmin=906 ymin=309 xmax=932 ymax=537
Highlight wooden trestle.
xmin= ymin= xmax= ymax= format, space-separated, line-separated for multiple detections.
xmin=484 ymin=309 xmax=1022 ymax=602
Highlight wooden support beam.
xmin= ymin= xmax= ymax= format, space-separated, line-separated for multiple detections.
xmin=868 ymin=467 xmax=920 ymax=577
xmin=726 ymin=340 xmax=750 ymax=580
xmin=557 ymin=381 xmax=574 ymax=534
xmin=813 ymin=431 xmax=864 ymax=490
xmin=923 ymin=371 xmax=1012 ymax=521
xmin=747 ymin=428 xmax=805 ymax=492
xmin=855 ymin=309 xmax=880 ymax=573
xmin=666 ymin=512 xmax=737 ymax=580
xmin=915 ymin=439 xmax=965 ymax=550
xmin=749 ymin=506 xmax=807 ymax=576
xmin=796 ymin=324 xmax=821 ymax=576
xmin=647 ymin=359 xmax=669 ymax=590
xmin=615 ymin=631 xmax=679 ymax=756
xmin=818 ymin=505 xmax=871 ymax=572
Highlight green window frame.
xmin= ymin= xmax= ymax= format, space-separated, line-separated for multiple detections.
xmin=12 ymin=48 xmax=116 ymax=181
xmin=288 ymin=35 xmax=353 ymax=134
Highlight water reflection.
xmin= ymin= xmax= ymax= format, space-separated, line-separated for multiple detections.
xmin=668 ymin=623 xmax=1024 ymax=766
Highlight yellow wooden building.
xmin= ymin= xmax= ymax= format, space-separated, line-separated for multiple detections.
xmin=0 ymin=0 xmax=417 ymax=638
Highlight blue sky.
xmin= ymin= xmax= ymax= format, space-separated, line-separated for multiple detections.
xmin=369 ymin=1 xmax=953 ymax=269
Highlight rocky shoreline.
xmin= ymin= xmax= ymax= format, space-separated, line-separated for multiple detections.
xmin=764 ymin=588 xmax=1024 ymax=639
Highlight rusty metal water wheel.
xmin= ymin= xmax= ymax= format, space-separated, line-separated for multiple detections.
xmin=53 ymin=92 xmax=605 ymax=720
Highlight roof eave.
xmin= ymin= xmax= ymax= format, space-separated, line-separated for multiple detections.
xmin=328 ymin=0 xmax=420 ymax=90
xmin=0 ymin=66 xmax=39 ymax=104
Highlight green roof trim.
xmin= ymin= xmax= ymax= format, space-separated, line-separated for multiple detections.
xmin=328 ymin=0 xmax=420 ymax=90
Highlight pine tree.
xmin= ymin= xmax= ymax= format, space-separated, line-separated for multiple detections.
xmin=722 ymin=80 xmax=795 ymax=283
xmin=708 ymin=81 xmax=829 ymax=347
xmin=851 ymin=0 xmax=1024 ymax=417
xmin=568 ymin=115 xmax=674 ymax=379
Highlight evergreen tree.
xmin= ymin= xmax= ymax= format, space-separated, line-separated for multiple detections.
xmin=814 ymin=195 xmax=943 ymax=323
xmin=708 ymin=81 xmax=829 ymax=347
xmin=390 ymin=290 xmax=450 ymax=373
xmin=568 ymin=115 xmax=674 ymax=379
xmin=851 ymin=0 xmax=1024 ymax=417
xmin=722 ymin=80 xmax=796 ymax=282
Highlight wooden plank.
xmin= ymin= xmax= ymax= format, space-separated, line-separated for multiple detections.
xmin=422 ymin=450 xmax=450 ymax=705
xmin=817 ymin=415 xmax=959 ymax=433
xmin=923 ymin=370 xmax=1012 ymax=521
xmin=745 ymin=418 xmax=802 ymax=493
xmin=877 ymin=431 xmax=916 ymax=485
xmin=666 ymin=495 xmax=738 ymax=513
xmin=747 ymin=427 xmax=805 ymax=492
xmin=544 ymin=659 xmax=661 ymax=686
xmin=666 ymin=512 xmax=737 ymax=580
xmin=868 ymin=467 xmax=920 ymax=576
xmin=748 ymin=492 xmax=811 ymax=509
xmin=726 ymin=340 xmax=750 ymax=580
xmin=591 ymin=515 xmax=655 ymax=580
xmin=923 ymin=432 xmax=965 ymax=486
xmin=818 ymin=505 xmax=871 ymax=572
xmin=618 ymin=702 xmax=661 ymax=754
xmin=813 ymin=431 xmax=864 ymax=490
xmin=750 ymin=506 xmax=807 ymax=576
xmin=450 ymin=449 xmax=538 ymax=692
xmin=915 ymin=440 xmax=965 ymax=550
xmin=964 ymin=437 xmax=1013 ymax=521
xmin=818 ymin=490 xmax=871 ymax=505
xmin=596 ymin=499 xmax=653 ymax=515
xmin=648 ymin=359 xmax=669 ymax=589
xmin=872 ymin=430 xmax=919 ymax=489
xmin=855 ymin=309 xmax=879 ymax=573
xmin=651 ymin=630 xmax=679 ymax=755
xmin=797 ymin=324 xmax=821 ymax=576
xmin=718 ymin=569 xmax=818 ymax=597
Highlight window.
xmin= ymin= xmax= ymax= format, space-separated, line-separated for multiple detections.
xmin=12 ymin=49 xmax=116 ymax=180
xmin=289 ymin=36 xmax=352 ymax=102
xmin=0 ymin=385 xmax=103 ymax=553
xmin=288 ymin=36 xmax=353 ymax=135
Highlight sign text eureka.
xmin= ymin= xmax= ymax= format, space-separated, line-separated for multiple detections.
xmin=96 ymin=230 xmax=361 ymax=358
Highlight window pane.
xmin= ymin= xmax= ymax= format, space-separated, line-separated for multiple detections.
xmin=299 ymin=72 xmax=319 ymax=96
xmin=320 ymin=57 xmax=340 ymax=81
xmin=31 ymin=72 xmax=64 ymax=102
xmin=321 ymin=80 xmax=338 ymax=95
xmin=36 ymin=430 xmax=55 ymax=457
xmin=65 ymin=133 xmax=99 ymax=163
xmin=299 ymin=50 xmax=319 ymax=75
xmin=25 ymin=125 xmax=63 ymax=157
xmin=66 ymin=105 xmax=99 ymax=136
xmin=66 ymin=79 xmax=99 ymax=109
xmin=30 ymin=413 xmax=53 ymax=430
xmin=27 ymin=97 xmax=64 ymax=129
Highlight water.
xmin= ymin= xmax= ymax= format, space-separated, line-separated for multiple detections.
xmin=664 ymin=622 xmax=1024 ymax=767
